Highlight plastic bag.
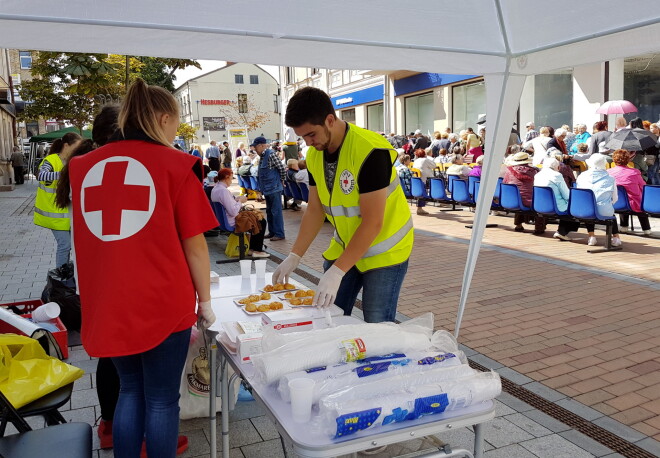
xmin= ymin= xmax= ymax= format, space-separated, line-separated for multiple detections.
xmin=224 ymin=233 xmax=250 ymax=258
xmin=318 ymin=371 xmax=501 ymax=438
xmin=41 ymin=262 xmax=81 ymax=332
xmin=180 ymin=326 xmax=221 ymax=419
xmin=277 ymin=351 xmax=470 ymax=404
xmin=0 ymin=334 xmax=83 ymax=408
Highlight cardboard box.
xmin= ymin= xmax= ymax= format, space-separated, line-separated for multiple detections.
xmin=237 ymin=332 xmax=263 ymax=363
xmin=261 ymin=305 xmax=344 ymax=332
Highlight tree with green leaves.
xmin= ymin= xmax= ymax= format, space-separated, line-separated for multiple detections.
xmin=176 ymin=122 xmax=198 ymax=145
xmin=18 ymin=52 xmax=200 ymax=134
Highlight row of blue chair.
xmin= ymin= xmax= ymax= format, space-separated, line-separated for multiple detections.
xmin=404 ymin=175 xmax=502 ymax=211
xmin=503 ymin=184 xmax=660 ymax=253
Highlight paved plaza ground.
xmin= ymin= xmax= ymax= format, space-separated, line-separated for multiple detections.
xmin=1 ymin=178 xmax=659 ymax=457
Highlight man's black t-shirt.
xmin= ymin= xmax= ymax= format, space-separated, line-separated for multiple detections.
xmin=308 ymin=125 xmax=393 ymax=194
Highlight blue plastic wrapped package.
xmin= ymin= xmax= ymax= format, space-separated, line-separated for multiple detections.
xmin=277 ymin=351 xmax=470 ymax=404
xmin=318 ymin=371 xmax=501 ymax=439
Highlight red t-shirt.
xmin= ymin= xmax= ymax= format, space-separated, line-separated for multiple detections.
xmin=69 ymin=140 xmax=218 ymax=357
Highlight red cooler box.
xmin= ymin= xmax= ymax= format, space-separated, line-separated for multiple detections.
xmin=0 ymin=299 xmax=69 ymax=359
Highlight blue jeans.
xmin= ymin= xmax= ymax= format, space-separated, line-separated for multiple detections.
xmin=323 ymin=259 xmax=409 ymax=323
xmin=50 ymin=229 xmax=71 ymax=268
xmin=264 ymin=192 xmax=285 ymax=238
xmin=111 ymin=328 xmax=191 ymax=458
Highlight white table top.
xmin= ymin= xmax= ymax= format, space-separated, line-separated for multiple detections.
xmin=210 ymin=272 xmax=275 ymax=298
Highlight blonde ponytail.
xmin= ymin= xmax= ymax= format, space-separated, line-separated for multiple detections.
xmin=118 ymin=78 xmax=179 ymax=147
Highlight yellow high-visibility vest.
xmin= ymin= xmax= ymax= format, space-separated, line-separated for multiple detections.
xmin=34 ymin=154 xmax=70 ymax=231
xmin=307 ymin=124 xmax=413 ymax=272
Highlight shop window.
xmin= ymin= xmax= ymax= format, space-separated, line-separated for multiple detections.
xmin=452 ymin=82 xmax=486 ymax=133
xmin=19 ymin=51 xmax=32 ymax=69
xmin=534 ymin=72 xmax=572 ymax=128
xmin=235 ymin=74 xmax=244 ymax=84
xmin=624 ymin=54 xmax=660 ymax=122
xmin=273 ymin=94 xmax=279 ymax=113
xmin=238 ymin=94 xmax=248 ymax=113
xmin=406 ymin=92 xmax=434 ymax=135
xmin=250 ymin=75 xmax=259 ymax=84
xmin=341 ymin=108 xmax=356 ymax=124
xmin=367 ymin=103 xmax=384 ymax=132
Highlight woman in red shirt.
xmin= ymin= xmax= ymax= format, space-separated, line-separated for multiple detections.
xmin=69 ymin=79 xmax=218 ymax=457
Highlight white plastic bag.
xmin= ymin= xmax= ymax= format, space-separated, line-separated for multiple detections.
xmin=277 ymin=351 xmax=470 ymax=404
xmin=179 ymin=326 xmax=222 ymax=419
xmin=318 ymin=371 xmax=502 ymax=438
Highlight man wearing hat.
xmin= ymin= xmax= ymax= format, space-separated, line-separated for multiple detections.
xmin=253 ymin=136 xmax=286 ymax=241
xmin=503 ymin=151 xmax=545 ymax=234
xmin=274 ymin=87 xmax=413 ymax=323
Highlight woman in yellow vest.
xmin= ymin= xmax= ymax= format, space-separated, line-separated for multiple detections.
xmin=34 ymin=132 xmax=82 ymax=268
xmin=274 ymin=87 xmax=413 ymax=323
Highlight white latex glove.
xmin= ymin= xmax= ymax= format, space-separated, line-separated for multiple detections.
xmin=313 ymin=265 xmax=345 ymax=309
xmin=272 ymin=253 xmax=301 ymax=284
xmin=197 ymin=300 xmax=216 ymax=328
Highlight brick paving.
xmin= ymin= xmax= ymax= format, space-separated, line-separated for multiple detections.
xmin=1 ymin=179 xmax=660 ymax=457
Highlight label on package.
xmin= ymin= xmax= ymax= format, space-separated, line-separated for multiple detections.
xmin=340 ymin=338 xmax=366 ymax=362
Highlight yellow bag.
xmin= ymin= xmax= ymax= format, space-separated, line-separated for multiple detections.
xmin=0 ymin=334 xmax=84 ymax=408
xmin=224 ymin=233 xmax=250 ymax=258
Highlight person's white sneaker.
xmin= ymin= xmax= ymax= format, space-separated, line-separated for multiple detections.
xmin=611 ymin=237 xmax=622 ymax=247
xmin=553 ymin=232 xmax=571 ymax=241
xmin=619 ymin=226 xmax=629 ymax=233
xmin=644 ymin=229 xmax=652 ymax=235
xmin=587 ymin=236 xmax=597 ymax=246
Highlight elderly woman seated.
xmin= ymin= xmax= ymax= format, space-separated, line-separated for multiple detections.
xmin=534 ymin=156 xmax=573 ymax=241
xmin=575 ymin=153 xmax=621 ymax=247
xmin=468 ymin=155 xmax=484 ymax=178
xmin=503 ymin=151 xmax=545 ymax=234
xmin=608 ymin=149 xmax=652 ymax=235
xmin=211 ymin=168 xmax=270 ymax=258
xmin=446 ymin=154 xmax=471 ymax=178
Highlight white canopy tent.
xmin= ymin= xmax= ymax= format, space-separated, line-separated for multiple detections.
xmin=2 ymin=0 xmax=659 ymax=336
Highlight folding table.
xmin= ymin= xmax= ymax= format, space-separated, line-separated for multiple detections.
xmin=206 ymin=275 xmax=495 ymax=458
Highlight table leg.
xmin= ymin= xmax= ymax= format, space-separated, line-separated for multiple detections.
xmin=473 ymin=423 xmax=484 ymax=458
xmin=221 ymin=355 xmax=230 ymax=458
xmin=209 ymin=340 xmax=217 ymax=458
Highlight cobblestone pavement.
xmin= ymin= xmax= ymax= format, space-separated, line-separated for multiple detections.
xmin=1 ymin=179 xmax=659 ymax=457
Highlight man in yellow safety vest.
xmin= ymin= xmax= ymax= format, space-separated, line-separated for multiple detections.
xmin=273 ymin=87 xmax=413 ymax=322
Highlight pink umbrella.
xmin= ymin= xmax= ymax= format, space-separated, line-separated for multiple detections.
xmin=596 ymin=100 xmax=638 ymax=115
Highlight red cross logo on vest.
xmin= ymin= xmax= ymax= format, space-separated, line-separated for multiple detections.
xmin=81 ymin=157 xmax=156 ymax=241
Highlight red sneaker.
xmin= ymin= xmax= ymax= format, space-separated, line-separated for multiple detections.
xmin=140 ymin=435 xmax=189 ymax=457
xmin=97 ymin=420 xmax=113 ymax=449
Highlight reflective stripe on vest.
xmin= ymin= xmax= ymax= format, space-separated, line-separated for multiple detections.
xmin=34 ymin=207 xmax=70 ymax=218
xmin=38 ymin=183 xmax=56 ymax=193
xmin=363 ymin=216 xmax=413 ymax=258
xmin=321 ymin=177 xmax=401 ymax=218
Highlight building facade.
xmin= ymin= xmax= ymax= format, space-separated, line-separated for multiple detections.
xmin=280 ymin=53 xmax=659 ymax=139
xmin=0 ymin=48 xmax=17 ymax=190
xmin=174 ymin=63 xmax=280 ymax=149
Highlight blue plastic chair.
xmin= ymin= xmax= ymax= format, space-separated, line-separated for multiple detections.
xmin=641 ymin=185 xmax=660 ymax=217
xmin=282 ymin=180 xmax=294 ymax=200
xmin=491 ymin=177 xmax=504 ymax=210
xmin=411 ymin=177 xmax=430 ymax=200
xmin=400 ymin=175 xmax=413 ymax=199
xmin=533 ymin=186 xmax=568 ymax=217
xmin=500 ymin=183 xmax=531 ymax=212
xmin=568 ymin=188 xmax=621 ymax=252
xmin=211 ymin=201 xmax=234 ymax=231
xmin=299 ymin=182 xmax=309 ymax=202
xmin=468 ymin=175 xmax=479 ymax=197
xmin=447 ymin=175 xmax=461 ymax=194
xmin=289 ymin=181 xmax=303 ymax=202
xmin=249 ymin=176 xmax=260 ymax=193
xmin=613 ymin=185 xmax=638 ymax=231
xmin=238 ymin=175 xmax=250 ymax=191
xmin=451 ymin=178 xmax=474 ymax=206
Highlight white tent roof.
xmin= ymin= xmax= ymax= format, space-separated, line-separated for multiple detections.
xmin=2 ymin=1 xmax=659 ymax=336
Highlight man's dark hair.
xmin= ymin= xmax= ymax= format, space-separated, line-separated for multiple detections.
xmin=285 ymin=87 xmax=335 ymax=127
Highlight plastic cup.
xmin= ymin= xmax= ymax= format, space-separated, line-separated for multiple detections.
xmin=31 ymin=302 xmax=60 ymax=322
xmin=254 ymin=259 xmax=267 ymax=278
xmin=239 ymin=260 xmax=252 ymax=278
xmin=288 ymin=378 xmax=315 ymax=423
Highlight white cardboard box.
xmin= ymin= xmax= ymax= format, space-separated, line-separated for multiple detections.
xmin=260 ymin=305 xmax=344 ymax=332
xmin=237 ymin=332 xmax=263 ymax=363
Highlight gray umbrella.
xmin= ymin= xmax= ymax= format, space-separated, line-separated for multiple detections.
xmin=604 ymin=128 xmax=658 ymax=152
